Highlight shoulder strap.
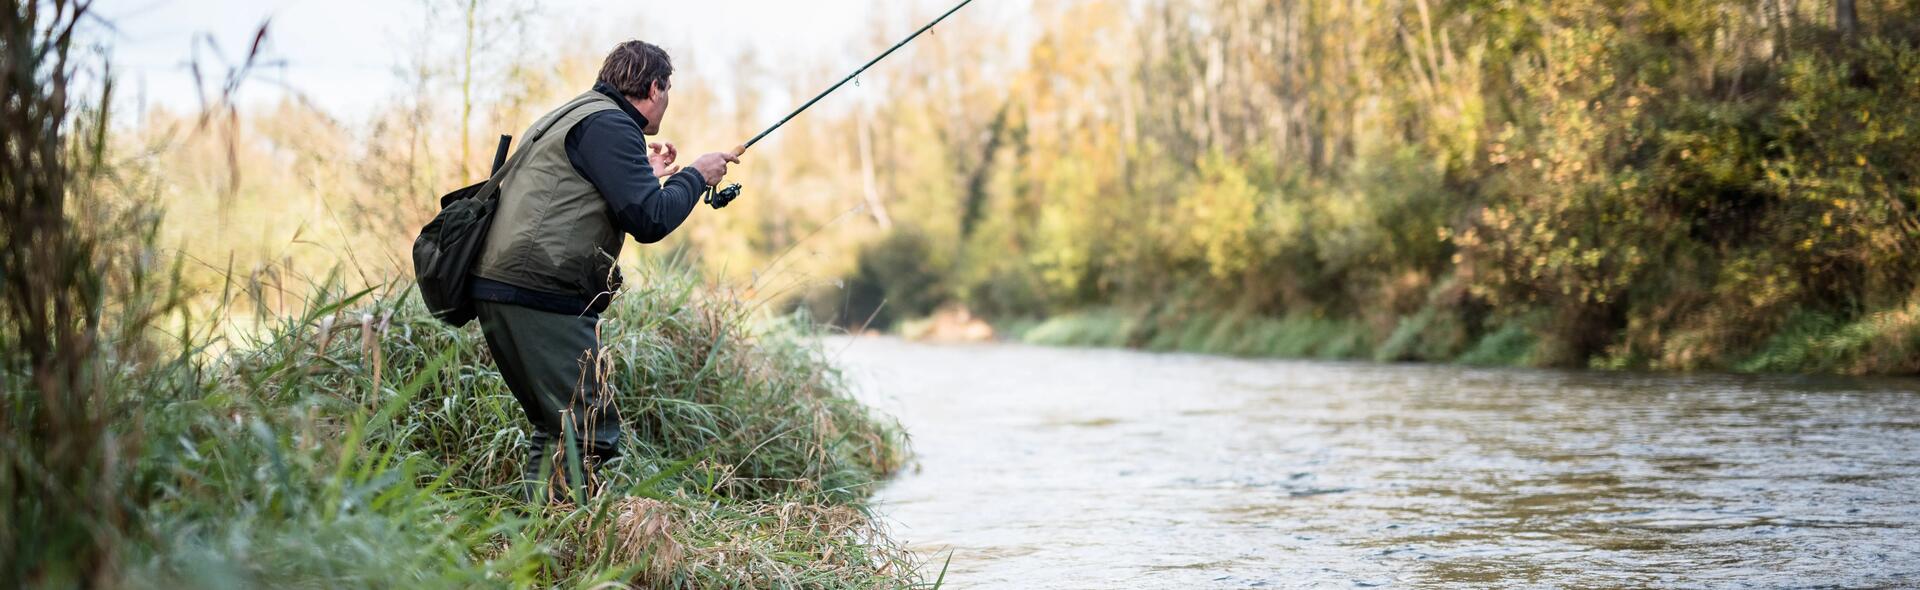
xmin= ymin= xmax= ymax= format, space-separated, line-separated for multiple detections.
xmin=477 ymin=92 xmax=610 ymax=202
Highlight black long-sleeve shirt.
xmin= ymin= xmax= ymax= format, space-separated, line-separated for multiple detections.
xmin=471 ymin=82 xmax=707 ymax=316
xmin=566 ymin=81 xmax=708 ymax=242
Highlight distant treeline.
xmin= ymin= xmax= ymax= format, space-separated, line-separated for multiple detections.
xmin=103 ymin=0 xmax=1920 ymax=374
xmin=817 ymin=0 xmax=1920 ymax=374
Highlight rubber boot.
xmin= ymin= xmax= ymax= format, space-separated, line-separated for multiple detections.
xmin=520 ymin=435 xmax=554 ymax=505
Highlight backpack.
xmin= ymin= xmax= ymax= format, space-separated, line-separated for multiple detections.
xmin=411 ymin=176 xmax=497 ymax=327
xmin=412 ymin=96 xmax=598 ymax=326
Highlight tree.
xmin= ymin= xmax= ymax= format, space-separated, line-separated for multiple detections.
xmin=1837 ymin=0 xmax=1859 ymax=40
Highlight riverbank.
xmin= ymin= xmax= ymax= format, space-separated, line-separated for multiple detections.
xmin=1002 ymin=298 xmax=1920 ymax=375
xmin=6 ymin=264 xmax=930 ymax=588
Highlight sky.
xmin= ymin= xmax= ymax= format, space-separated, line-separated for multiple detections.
xmin=92 ymin=0 xmax=1024 ymax=124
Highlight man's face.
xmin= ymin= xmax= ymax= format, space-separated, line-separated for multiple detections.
xmin=631 ymin=79 xmax=669 ymax=135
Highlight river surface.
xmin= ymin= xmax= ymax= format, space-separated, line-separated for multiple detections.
xmin=828 ymin=337 xmax=1920 ymax=589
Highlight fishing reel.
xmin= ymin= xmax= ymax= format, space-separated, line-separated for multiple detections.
xmin=704 ymin=144 xmax=747 ymax=209
xmin=704 ymin=183 xmax=742 ymax=209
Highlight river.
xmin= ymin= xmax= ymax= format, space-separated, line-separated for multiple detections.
xmin=829 ymin=337 xmax=1920 ymax=589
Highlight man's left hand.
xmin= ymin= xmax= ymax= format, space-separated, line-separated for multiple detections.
xmin=648 ymin=141 xmax=679 ymax=176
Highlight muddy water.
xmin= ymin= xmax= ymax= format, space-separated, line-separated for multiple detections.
xmin=829 ymin=337 xmax=1920 ymax=589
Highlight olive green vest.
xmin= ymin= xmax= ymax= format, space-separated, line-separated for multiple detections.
xmin=473 ymin=91 xmax=624 ymax=298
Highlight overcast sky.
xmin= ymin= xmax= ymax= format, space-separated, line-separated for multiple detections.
xmin=92 ymin=0 xmax=1024 ymax=124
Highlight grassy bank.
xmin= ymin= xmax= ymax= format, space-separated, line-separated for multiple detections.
xmin=8 ymin=262 xmax=931 ymax=588
xmin=1014 ymin=296 xmax=1920 ymax=375
xmin=2 ymin=8 xmax=934 ymax=585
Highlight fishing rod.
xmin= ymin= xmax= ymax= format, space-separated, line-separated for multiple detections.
xmin=704 ymin=0 xmax=977 ymax=208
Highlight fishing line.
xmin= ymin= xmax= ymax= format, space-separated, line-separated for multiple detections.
xmin=704 ymin=0 xmax=978 ymax=208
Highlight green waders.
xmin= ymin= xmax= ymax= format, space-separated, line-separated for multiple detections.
xmin=474 ymin=300 xmax=622 ymax=503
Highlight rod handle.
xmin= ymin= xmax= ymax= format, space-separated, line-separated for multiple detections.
xmin=490 ymin=134 xmax=512 ymax=175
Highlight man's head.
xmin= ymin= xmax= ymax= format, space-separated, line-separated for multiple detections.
xmin=598 ymin=40 xmax=673 ymax=135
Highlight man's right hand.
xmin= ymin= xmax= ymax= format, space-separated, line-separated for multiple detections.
xmin=690 ymin=151 xmax=740 ymax=186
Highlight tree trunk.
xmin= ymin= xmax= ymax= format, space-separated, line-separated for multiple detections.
xmin=857 ymin=107 xmax=892 ymax=230
xmin=1836 ymin=0 xmax=1858 ymax=40
xmin=461 ymin=0 xmax=478 ymax=177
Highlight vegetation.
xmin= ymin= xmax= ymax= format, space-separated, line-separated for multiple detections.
xmin=7 ymin=258 xmax=927 ymax=588
xmin=4 ymin=4 xmax=926 ymax=587
xmin=107 ymin=268 xmax=924 ymax=588
xmin=72 ymin=2 xmax=1919 ymax=377
xmin=9 ymin=0 xmax=1919 ymax=582
xmin=805 ymin=0 xmax=1920 ymax=375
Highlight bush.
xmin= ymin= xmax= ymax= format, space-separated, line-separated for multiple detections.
xmin=836 ymin=226 xmax=950 ymax=331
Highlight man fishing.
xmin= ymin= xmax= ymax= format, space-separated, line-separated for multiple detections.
xmin=461 ymin=0 xmax=974 ymax=502
xmin=469 ymin=40 xmax=737 ymax=500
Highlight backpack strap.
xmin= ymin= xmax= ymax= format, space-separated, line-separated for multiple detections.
xmin=475 ymin=92 xmax=610 ymax=202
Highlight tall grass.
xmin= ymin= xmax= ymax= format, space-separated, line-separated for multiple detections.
xmin=1734 ymin=299 xmax=1920 ymax=374
xmin=103 ymin=261 xmax=927 ymax=588
xmin=4 ymin=2 xmax=178 ymax=585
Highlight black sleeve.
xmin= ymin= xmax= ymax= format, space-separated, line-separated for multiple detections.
xmin=565 ymin=111 xmax=710 ymax=244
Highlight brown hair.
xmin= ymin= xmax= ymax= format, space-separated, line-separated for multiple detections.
xmin=597 ymin=40 xmax=673 ymax=100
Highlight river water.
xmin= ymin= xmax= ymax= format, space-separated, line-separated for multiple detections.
xmin=829 ymin=337 xmax=1920 ymax=589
